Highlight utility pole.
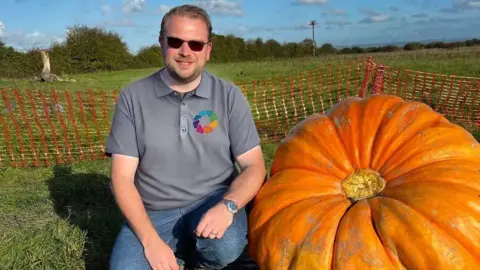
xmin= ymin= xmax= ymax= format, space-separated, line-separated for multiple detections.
xmin=308 ymin=20 xmax=318 ymax=57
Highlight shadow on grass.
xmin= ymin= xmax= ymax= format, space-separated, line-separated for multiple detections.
xmin=47 ymin=164 xmax=123 ymax=270
xmin=47 ymin=164 xmax=260 ymax=270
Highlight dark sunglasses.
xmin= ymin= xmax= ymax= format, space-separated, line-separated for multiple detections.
xmin=165 ymin=36 xmax=207 ymax=52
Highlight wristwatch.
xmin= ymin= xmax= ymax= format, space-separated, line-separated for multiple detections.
xmin=222 ymin=198 xmax=238 ymax=214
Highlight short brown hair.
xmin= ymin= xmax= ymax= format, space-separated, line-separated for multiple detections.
xmin=160 ymin=5 xmax=212 ymax=41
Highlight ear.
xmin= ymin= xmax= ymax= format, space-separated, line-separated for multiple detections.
xmin=158 ymin=35 xmax=164 ymax=47
xmin=206 ymin=42 xmax=212 ymax=61
xmin=159 ymin=36 xmax=166 ymax=57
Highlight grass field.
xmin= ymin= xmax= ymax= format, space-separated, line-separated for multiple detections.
xmin=1 ymin=46 xmax=479 ymax=91
xmin=1 ymin=48 xmax=480 ymax=269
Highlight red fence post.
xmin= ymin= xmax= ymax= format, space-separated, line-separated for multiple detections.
xmin=360 ymin=56 xmax=373 ymax=97
xmin=372 ymin=65 xmax=385 ymax=95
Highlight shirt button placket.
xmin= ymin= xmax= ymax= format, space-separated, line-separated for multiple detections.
xmin=180 ymin=100 xmax=188 ymax=136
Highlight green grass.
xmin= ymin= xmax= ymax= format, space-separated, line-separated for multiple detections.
xmin=1 ymin=46 xmax=479 ymax=91
xmin=0 ymin=144 xmax=278 ymax=269
xmin=366 ymin=47 xmax=480 ymax=77
xmin=0 ymin=48 xmax=479 ymax=269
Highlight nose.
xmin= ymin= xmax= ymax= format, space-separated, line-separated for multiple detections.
xmin=178 ymin=41 xmax=191 ymax=56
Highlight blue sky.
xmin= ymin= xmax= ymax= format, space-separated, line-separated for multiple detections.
xmin=1 ymin=0 xmax=479 ymax=53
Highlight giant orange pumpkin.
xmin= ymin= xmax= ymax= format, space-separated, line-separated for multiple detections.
xmin=248 ymin=94 xmax=480 ymax=269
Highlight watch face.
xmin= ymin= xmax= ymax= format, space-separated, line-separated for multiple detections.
xmin=227 ymin=200 xmax=238 ymax=212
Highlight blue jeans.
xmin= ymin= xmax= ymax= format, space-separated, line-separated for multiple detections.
xmin=109 ymin=188 xmax=248 ymax=269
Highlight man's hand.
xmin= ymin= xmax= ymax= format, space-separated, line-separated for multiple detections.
xmin=195 ymin=203 xmax=233 ymax=239
xmin=110 ymin=154 xmax=179 ymax=270
xmin=143 ymin=236 xmax=180 ymax=270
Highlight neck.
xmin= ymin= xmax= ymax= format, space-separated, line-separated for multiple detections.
xmin=161 ymin=68 xmax=202 ymax=93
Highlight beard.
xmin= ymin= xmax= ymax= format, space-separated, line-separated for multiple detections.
xmin=165 ymin=56 xmax=203 ymax=84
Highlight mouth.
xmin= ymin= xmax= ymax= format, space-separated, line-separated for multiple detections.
xmin=176 ymin=60 xmax=193 ymax=68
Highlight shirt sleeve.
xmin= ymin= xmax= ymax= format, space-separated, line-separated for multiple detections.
xmin=105 ymin=88 xmax=139 ymax=158
xmin=228 ymin=85 xmax=261 ymax=158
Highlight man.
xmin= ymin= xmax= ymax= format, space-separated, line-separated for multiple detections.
xmin=106 ymin=4 xmax=266 ymax=270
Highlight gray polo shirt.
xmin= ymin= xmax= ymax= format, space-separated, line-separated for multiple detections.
xmin=105 ymin=68 xmax=260 ymax=211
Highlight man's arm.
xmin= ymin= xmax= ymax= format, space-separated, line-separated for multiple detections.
xmin=221 ymin=85 xmax=266 ymax=208
xmin=106 ymin=89 xmax=166 ymax=248
xmin=194 ymin=145 xmax=266 ymax=238
xmin=195 ymin=85 xmax=265 ymax=239
xmin=110 ymin=154 xmax=160 ymax=247
xmin=107 ymin=90 xmax=179 ymax=269
xmin=110 ymin=154 xmax=179 ymax=269
xmin=222 ymin=145 xmax=266 ymax=209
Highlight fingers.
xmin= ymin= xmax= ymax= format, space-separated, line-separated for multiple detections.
xmin=154 ymin=260 xmax=179 ymax=270
xmin=199 ymin=221 xmax=215 ymax=238
xmin=195 ymin=214 xmax=214 ymax=238
xmin=216 ymin=230 xmax=225 ymax=239
xmin=202 ymin=226 xmax=223 ymax=239
xmin=195 ymin=206 xmax=232 ymax=239
xmin=169 ymin=262 xmax=180 ymax=270
xmin=207 ymin=228 xmax=220 ymax=239
xmin=195 ymin=219 xmax=223 ymax=239
xmin=208 ymin=231 xmax=217 ymax=239
xmin=157 ymin=264 xmax=177 ymax=270
xmin=195 ymin=214 xmax=208 ymax=236
xmin=149 ymin=251 xmax=179 ymax=270
xmin=158 ymin=263 xmax=170 ymax=270
xmin=159 ymin=260 xmax=179 ymax=270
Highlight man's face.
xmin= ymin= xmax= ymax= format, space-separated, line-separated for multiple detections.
xmin=161 ymin=15 xmax=212 ymax=83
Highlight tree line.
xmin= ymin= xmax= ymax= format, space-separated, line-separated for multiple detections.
xmin=1 ymin=25 xmax=479 ymax=79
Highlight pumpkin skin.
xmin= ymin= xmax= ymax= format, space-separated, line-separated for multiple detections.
xmin=248 ymin=94 xmax=480 ymax=269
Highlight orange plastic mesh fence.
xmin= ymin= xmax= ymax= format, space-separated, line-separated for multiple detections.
xmin=233 ymin=58 xmax=372 ymax=143
xmin=0 ymin=57 xmax=479 ymax=168
xmin=0 ymin=89 xmax=117 ymax=167
xmin=368 ymin=60 xmax=480 ymax=130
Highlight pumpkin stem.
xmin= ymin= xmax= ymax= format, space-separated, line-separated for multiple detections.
xmin=341 ymin=169 xmax=386 ymax=202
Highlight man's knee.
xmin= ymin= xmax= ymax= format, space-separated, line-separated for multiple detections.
xmin=110 ymin=222 xmax=187 ymax=269
xmin=195 ymin=210 xmax=248 ymax=269
xmin=195 ymin=235 xmax=247 ymax=269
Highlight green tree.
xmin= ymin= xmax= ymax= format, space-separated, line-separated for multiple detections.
xmin=64 ymin=25 xmax=134 ymax=73
xmin=132 ymin=45 xmax=163 ymax=69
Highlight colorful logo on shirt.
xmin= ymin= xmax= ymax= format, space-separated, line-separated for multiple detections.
xmin=193 ymin=110 xmax=218 ymax=134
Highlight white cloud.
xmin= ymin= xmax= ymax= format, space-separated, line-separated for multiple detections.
xmin=322 ymin=9 xmax=346 ymax=16
xmin=1 ymin=29 xmax=65 ymax=50
xmin=217 ymin=23 xmax=312 ymax=37
xmin=0 ymin=21 xmax=5 ymax=36
xmin=359 ymin=8 xmax=380 ymax=16
xmin=194 ymin=0 xmax=244 ymax=16
xmin=0 ymin=23 xmax=64 ymax=50
xmin=122 ymin=0 xmax=145 ymax=13
xmin=440 ymin=0 xmax=480 ymax=12
xmin=26 ymin=31 xmax=44 ymax=39
xmin=104 ymin=18 xmax=137 ymax=27
xmin=237 ymin=25 xmax=248 ymax=34
xmin=296 ymin=0 xmax=328 ymax=4
xmin=101 ymin=5 xmax=112 ymax=16
xmin=359 ymin=14 xmax=393 ymax=23
xmin=157 ymin=4 xmax=172 ymax=14
xmin=295 ymin=21 xmax=312 ymax=29
xmin=325 ymin=19 xmax=352 ymax=27
xmin=358 ymin=8 xmax=394 ymax=24
xmin=371 ymin=14 xmax=391 ymax=22
xmin=410 ymin=13 xmax=429 ymax=18
xmin=222 ymin=25 xmax=249 ymax=35
xmin=453 ymin=0 xmax=480 ymax=9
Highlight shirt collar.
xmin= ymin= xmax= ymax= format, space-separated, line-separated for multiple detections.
xmin=154 ymin=68 xmax=211 ymax=99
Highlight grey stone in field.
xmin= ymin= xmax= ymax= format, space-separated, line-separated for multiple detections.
xmin=2 ymin=102 xmax=15 ymax=114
